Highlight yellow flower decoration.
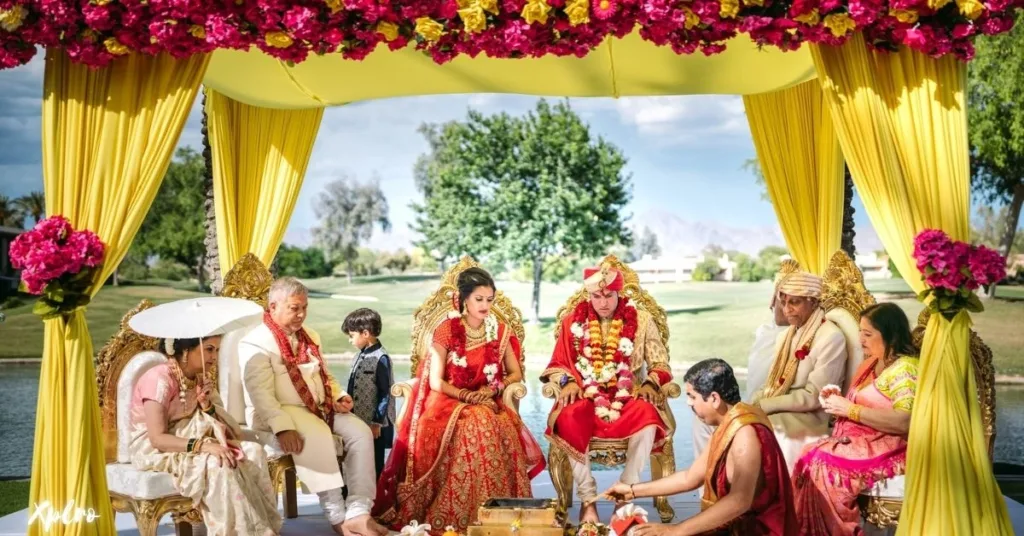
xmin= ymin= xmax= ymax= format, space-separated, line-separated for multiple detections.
xmin=415 ymin=17 xmax=445 ymax=42
xmin=0 ymin=6 xmax=27 ymax=32
xmin=742 ymin=0 xmax=764 ymax=7
xmin=521 ymin=0 xmax=553 ymax=25
xmin=564 ymin=0 xmax=590 ymax=25
xmin=928 ymin=0 xmax=952 ymax=9
xmin=888 ymin=9 xmax=918 ymax=23
xmin=479 ymin=0 xmax=500 ymax=15
xmin=376 ymin=21 xmax=400 ymax=41
xmin=682 ymin=6 xmax=700 ymax=29
xmin=265 ymin=31 xmax=294 ymax=48
xmin=793 ymin=8 xmax=820 ymax=24
xmin=103 ymin=37 xmax=130 ymax=56
xmin=955 ymin=0 xmax=985 ymax=19
xmin=458 ymin=4 xmax=488 ymax=33
xmin=189 ymin=25 xmax=207 ymax=39
xmin=325 ymin=0 xmax=344 ymax=14
xmin=823 ymin=12 xmax=856 ymax=37
xmin=94 ymin=0 xmax=113 ymax=5
xmin=719 ymin=0 xmax=740 ymax=19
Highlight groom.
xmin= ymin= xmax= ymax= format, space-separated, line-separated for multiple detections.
xmin=542 ymin=264 xmax=673 ymax=524
xmin=240 ymin=277 xmax=387 ymax=536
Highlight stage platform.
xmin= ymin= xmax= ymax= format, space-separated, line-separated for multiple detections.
xmin=2 ymin=470 xmax=1022 ymax=535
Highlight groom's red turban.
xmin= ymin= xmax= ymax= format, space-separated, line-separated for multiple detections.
xmin=584 ymin=265 xmax=624 ymax=293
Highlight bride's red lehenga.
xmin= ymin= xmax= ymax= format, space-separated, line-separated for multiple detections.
xmin=373 ymin=320 xmax=545 ymax=535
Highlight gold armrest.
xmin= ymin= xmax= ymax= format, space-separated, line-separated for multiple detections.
xmin=502 ymin=381 xmax=527 ymax=413
xmin=391 ymin=380 xmax=416 ymax=426
xmin=541 ymin=381 xmax=562 ymax=400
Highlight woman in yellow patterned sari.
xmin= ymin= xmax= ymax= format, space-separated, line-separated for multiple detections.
xmin=373 ymin=268 xmax=545 ymax=535
xmin=792 ymin=302 xmax=918 ymax=536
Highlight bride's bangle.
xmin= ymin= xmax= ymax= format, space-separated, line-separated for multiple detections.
xmin=847 ymin=404 xmax=863 ymax=422
xmin=457 ymin=389 xmax=469 ymax=402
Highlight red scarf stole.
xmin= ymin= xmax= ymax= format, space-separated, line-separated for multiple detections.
xmin=263 ymin=312 xmax=335 ymax=428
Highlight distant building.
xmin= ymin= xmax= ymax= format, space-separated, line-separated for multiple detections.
xmin=0 ymin=226 xmax=24 ymax=296
xmin=855 ymin=252 xmax=892 ymax=280
xmin=630 ymin=254 xmax=737 ymax=283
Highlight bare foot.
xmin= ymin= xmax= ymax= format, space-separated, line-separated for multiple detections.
xmin=579 ymin=501 xmax=600 ymax=524
xmin=342 ymin=514 xmax=389 ymax=536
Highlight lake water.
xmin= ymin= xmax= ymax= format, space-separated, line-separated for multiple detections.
xmin=1 ymin=362 xmax=1022 ymax=477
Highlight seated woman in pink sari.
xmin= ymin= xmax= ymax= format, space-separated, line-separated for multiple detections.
xmin=373 ymin=268 xmax=545 ymax=535
xmin=130 ymin=336 xmax=282 ymax=536
xmin=792 ymin=302 xmax=918 ymax=536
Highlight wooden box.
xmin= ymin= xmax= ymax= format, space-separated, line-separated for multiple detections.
xmin=467 ymin=498 xmax=565 ymax=536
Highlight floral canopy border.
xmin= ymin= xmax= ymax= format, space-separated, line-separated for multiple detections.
xmin=0 ymin=0 xmax=1020 ymax=70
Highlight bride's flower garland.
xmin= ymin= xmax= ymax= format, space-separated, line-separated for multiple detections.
xmin=570 ymin=298 xmax=637 ymax=422
xmin=445 ymin=311 xmax=503 ymax=392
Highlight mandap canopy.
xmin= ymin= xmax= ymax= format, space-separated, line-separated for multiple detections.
xmin=1 ymin=0 xmax=1019 ymax=534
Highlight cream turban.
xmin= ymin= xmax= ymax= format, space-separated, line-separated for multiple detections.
xmin=776 ymin=271 xmax=823 ymax=298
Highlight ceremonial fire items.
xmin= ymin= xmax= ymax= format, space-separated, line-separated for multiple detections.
xmin=8 ymin=215 xmax=105 ymax=319
xmin=469 ymin=498 xmax=564 ymax=536
xmin=609 ymin=504 xmax=648 ymax=536
xmin=912 ymin=229 xmax=1006 ymax=320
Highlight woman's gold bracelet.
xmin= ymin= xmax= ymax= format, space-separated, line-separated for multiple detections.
xmin=847 ymin=404 xmax=863 ymax=422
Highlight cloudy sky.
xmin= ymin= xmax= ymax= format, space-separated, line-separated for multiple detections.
xmin=0 ymin=53 xmax=890 ymax=256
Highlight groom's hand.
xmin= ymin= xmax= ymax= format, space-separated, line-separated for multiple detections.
xmin=559 ymin=383 xmax=582 ymax=408
xmin=276 ymin=430 xmax=305 ymax=454
xmin=636 ymin=384 xmax=659 ymax=404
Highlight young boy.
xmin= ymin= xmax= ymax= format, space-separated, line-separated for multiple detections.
xmin=342 ymin=308 xmax=396 ymax=479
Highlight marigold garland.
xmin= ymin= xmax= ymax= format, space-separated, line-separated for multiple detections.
xmin=571 ymin=297 xmax=638 ymax=422
xmin=0 ymin=0 xmax=1018 ymax=70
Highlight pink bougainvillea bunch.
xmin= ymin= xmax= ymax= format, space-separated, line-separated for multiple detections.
xmin=912 ymin=229 xmax=1006 ymax=318
xmin=8 ymin=215 xmax=105 ymax=318
xmin=0 ymin=0 xmax=1021 ymax=70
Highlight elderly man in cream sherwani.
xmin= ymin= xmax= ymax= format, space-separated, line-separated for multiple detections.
xmin=240 ymin=277 xmax=387 ymax=536
xmin=750 ymin=269 xmax=849 ymax=473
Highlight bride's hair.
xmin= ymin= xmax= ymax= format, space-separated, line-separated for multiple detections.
xmin=164 ymin=337 xmax=214 ymax=358
xmin=457 ymin=267 xmax=496 ymax=312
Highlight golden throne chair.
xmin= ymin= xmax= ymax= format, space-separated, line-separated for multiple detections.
xmin=856 ymin=307 xmax=996 ymax=534
xmin=540 ymin=254 xmax=681 ymax=523
xmin=391 ymin=256 xmax=529 ymax=426
xmin=94 ymin=254 xmax=301 ymax=536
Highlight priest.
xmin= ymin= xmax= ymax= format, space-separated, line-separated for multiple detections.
xmin=603 ymin=359 xmax=796 ymax=536
xmin=541 ymin=263 xmax=673 ymax=525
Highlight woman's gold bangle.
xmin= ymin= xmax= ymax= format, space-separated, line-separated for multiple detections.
xmin=847 ymin=404 xmax=863 ymax=422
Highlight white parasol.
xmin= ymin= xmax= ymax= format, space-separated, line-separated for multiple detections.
xmin=129 ymin=297 xmax=265 ymax=376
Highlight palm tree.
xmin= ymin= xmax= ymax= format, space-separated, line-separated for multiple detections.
xmin=0 ymin=195 xmax=24 ymax=228
xmin=14 ymin=191 xmax=45 ymax=227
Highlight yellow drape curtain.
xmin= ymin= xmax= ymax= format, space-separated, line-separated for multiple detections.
xmin=811 ymin=33 xmax=1012 ymax=535
xmin=743 ymin=79 xmax=845 ymax=275
xmin=33 ymin=49 xmax=208 ymax=536
xmin=205 ymin=89 xmax=324 ymax=275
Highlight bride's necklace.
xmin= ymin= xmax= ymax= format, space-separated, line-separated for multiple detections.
xmin=462 ymin=318 xmax=486 ymax=340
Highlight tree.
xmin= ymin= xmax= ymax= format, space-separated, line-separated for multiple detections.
xmin=313 ymin=173 xmax=391 ymax=283
xmin=274 ymin=245 xmax=333 ymax=279
xmin=0 ymin=195 xmax=23 ymax=228
xmin=732 ymin=252 xmax=764 ymax=282
xmin=14 ymin=191 xmax=45 ymax=227
xmin=631 ymin=226 xmax=662 ymax=260
xmin=692 ymin=258 xmax=723 ymax=282
xmin=969 ymin=16 xmax=1024 ymax=296
xmin=973 ymin=205 xmax=1024 ymax=255
xmin=757 ymin=245 xmax=789 ymax=278
xmin=742 ymin=158 xmax=770 ymax=201
xmin=410 ymin=122 xmax=497 ymax=264
xmin=133 ymin=147 xmax=207 ymax=290
xmin=412 ymin=99 xmax=633 ymax=323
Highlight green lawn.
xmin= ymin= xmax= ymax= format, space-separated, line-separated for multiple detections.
xmin=3 ymin=277 xmax=1023 ymax=374
xmin=0 ymin=480 xmax=29 ymax=518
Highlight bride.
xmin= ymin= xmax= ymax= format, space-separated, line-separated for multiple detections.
xmin=373 ymin=267 xmax=545 ymax=535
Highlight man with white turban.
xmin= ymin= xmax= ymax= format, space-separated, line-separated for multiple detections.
xmin=750 ymin=268 xmax=849 ymax=473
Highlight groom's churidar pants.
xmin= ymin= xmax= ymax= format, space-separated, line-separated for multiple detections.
xmin=569 ymin=425 xmax=657 ymax=503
